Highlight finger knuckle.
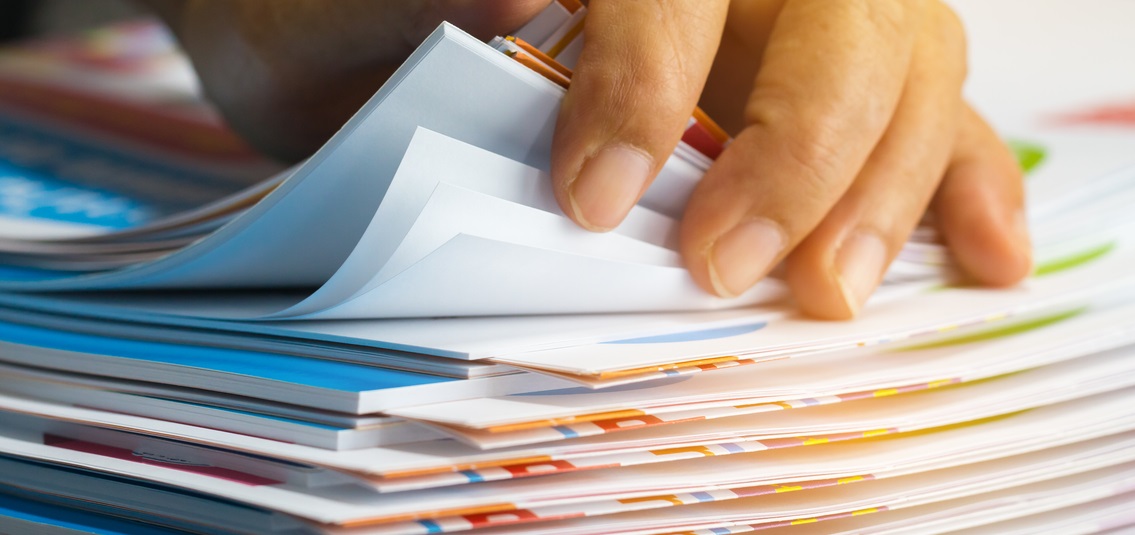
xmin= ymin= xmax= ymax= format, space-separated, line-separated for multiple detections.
xmin=780 ymin=132 xmax=844 ymax=201
xmin=742 ymin=97 xmax=845 ymax=200
xmin=577 ymin=61 xmax=695 ymax=149
xmin=928 ymin=1 xmax=968 ymax=63
xmin=854 ymin=0 xmax=912 ymax=39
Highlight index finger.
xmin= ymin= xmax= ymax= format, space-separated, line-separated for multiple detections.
xmin=550 ymin=0 xmax=729 ymax=231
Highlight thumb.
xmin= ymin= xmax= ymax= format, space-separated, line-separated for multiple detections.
xmin=551 ymin=0 xmax=728 ymax=231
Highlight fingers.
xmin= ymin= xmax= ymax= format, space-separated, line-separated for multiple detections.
xmin=679 ymin=0 xmax=920 ymax=298
xmin=934 ymin=105 xmax=1033 ymax=287
xmin=784 ymin=1 xmax=970 ymax=319
xmin=551 ymin=0 xmax=729 ymax=231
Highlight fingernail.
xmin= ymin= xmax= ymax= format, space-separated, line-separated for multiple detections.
xmin=707 ymin=218 xmax=786 ymax=298
xmin=568 ymin=145 xmax=653 ymax=231
xmin=835 ymin=231 xmax=889 ymax=316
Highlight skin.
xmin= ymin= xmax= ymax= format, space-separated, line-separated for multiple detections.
xmin=142 ymin=0 xmax=1032 ymax=319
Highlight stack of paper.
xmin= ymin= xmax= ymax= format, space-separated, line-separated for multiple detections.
xmin=0 ymin=1 xmax=1133 ymax=533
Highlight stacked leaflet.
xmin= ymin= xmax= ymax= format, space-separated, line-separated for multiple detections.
xmin=1 ymin=1 xmax=1134 ymax=533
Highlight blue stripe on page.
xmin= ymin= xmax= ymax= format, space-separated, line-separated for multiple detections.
xmin=0 ymin=319 xmax=453 ymax=392
xmin=602 ymin=322 xmax=766 ymax=344
xmin=553 ymin=426 xmax=580 ymax=438
xmin=0 ymin=491 xmax=186 ymax=534
xmin=0 ymin=265 xmax=75 ymax=282
xmin=1 ymin=455 xmax=271 ymax=532
xmin=690 ymin=491 xmax=715 ymax=502
xmin=0 ymin=114 xmax=243 ymax=221
xmin=0 ymin=160 xmax=151 ymax=230
xmin=419 ymin=519 xmax=444 ymax=533
xmin=153 ymin=397 xmax=346 ymax=430
xmin=719 ymin=443 xmax=745 ymax=454
xmin=460 ymin=470 xmax=484 ymax=483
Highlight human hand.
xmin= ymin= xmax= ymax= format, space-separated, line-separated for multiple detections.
xmin=550 ymin=0 xmax=1033 ymax=319
xmin=147 ymin=0 xmax=1031 ymax=320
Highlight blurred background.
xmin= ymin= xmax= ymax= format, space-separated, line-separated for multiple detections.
xmin=0 ymin=0 xmax=143 ymax=42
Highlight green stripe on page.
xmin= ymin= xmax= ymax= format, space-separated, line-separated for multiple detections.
xmin=928 ymin=241 xmax=1117 ymax=293
xmin=1035 ymin=241 xmax=1116 ymax=277
xmin=1007 ymin=139 xmax=1046 ymax=174
xmin=896 ymin=307 xmax=1086 ymax=351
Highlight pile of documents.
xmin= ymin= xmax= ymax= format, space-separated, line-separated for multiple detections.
xmin=0 ymin=1 xmax=1133 ymax=533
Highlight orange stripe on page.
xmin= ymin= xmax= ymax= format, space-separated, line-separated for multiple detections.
xmin=619 ymin=495 xmax=686 ymax=506
xmin=595 ymin=355 xmax=741 ymax=379
xmin=508 ymin=51 xmax=570 ymax=89
xmin=509 ymin=36 xmax=573 ymax=78
xmin=733 ymin=400 xmax=793 ymax=410
xmin=692 ymin=107 xmax=730 ymax=143
xmin=484 ymin=408 xmax=648 ymax=433
xmin=650 ymin=445 xmax=717 ymax=457
xmin=547 ymin=18 xmax=584 ymax=58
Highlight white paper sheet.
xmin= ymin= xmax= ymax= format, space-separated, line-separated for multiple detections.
xmin=1 ymin=403 xmax=1131 ymax=529
xmin=496 ymin=242 xmax=1135 ymax=376
xmin=387 ymin=301 xmax=1135 ymax=429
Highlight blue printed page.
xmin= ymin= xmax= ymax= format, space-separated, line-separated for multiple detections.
xmin=0 ymin=114 xmax=214 ymax=239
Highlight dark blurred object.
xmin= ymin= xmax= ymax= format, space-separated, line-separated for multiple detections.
xmin=0 ymin=1 xmax=36 ymax=42
xmin=0 ymin=0 xmax=147 ymax=43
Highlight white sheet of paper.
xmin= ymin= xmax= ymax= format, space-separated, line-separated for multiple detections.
xmin=0 ymin=24 xmax=706 ymax=305
xmin=386 ymin=301 xmax=1135 ymax=429
xmin=0 ymin=289 xmax=787 ymax=359
xmin=1 ymin=378 xmax=1132 ymax=484
xmin=403 ymin=344 xmax=1135 ymax=449
xmin=356 ymin=434 xmax=1135 ymax=535
xmin=774 ymin=490 xmax=1135 ymax=535
xmin=0 ymin=392 xmax=1132 ymax=527
xmin=495 ymin=242 xmax=1135 ymax=376
xmin=274 ymin=128 xmax=728 ymax=319
xmin=455 ymin=462 xmax=1135 ymax=535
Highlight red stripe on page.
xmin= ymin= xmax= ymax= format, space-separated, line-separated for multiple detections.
xmin=1051 ymin=100 xmax=1135 ymax=126
xmin=681 ymin=122 xmax=724 ymax=160
xmin=44 ymin=434 xmax=282 ymax=486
